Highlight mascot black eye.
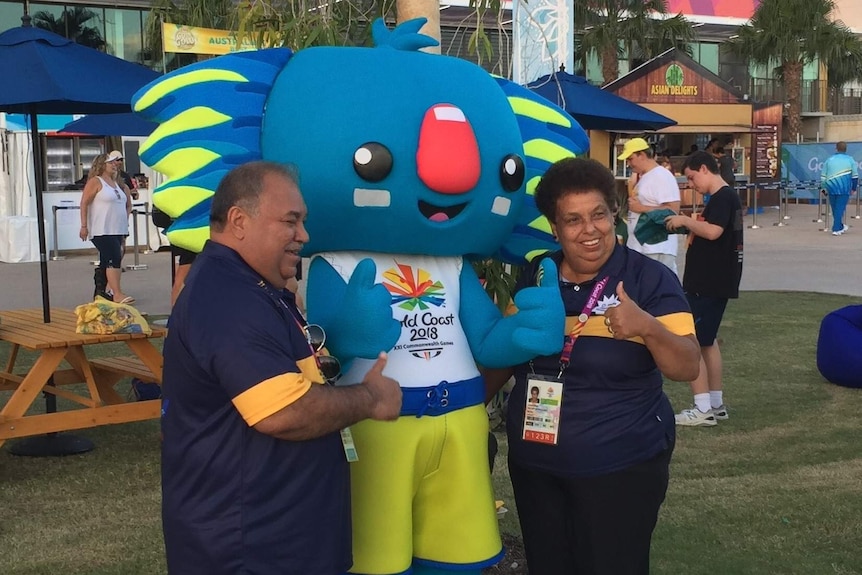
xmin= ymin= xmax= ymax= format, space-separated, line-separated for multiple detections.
xmin=353 ymin=142 xmax=393 ymax=182
xmin=500 ymin=154 xmax=525 ymax=192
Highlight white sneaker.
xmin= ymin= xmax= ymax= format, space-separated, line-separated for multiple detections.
xmin=842 ymin=224 xmax=850 ymax=233
xmin=712 ymin=404 xmax=729 ymax=420
xmin=675 ymin=407 xmax=717 ymax=427
xmin=832 ymin=230 xmax=843 ymax=236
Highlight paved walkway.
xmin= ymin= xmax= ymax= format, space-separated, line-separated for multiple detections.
xmin=735 ymin=202 xmax=862 ymax=297
xmin=1 ymin=203 xmax=860 ymax=318
xmin=2 ymin=248 xmax=174 ymax=317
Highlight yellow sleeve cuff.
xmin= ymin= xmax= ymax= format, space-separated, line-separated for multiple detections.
xmin=232 ymin=372 xmax=313 ymax=426
xmin=658 ymin=312 xmax=696 ymax=336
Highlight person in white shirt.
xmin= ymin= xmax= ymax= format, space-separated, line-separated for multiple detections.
xmin=618 ymin=138 xmax=681 ymax=275
xmin=79 ymin=151 xmax=134 ymax=304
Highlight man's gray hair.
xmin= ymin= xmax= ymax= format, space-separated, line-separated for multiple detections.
xmin=210 ymin=161 xmax=299 ymax=232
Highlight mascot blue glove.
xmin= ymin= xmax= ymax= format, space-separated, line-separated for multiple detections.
xmin=459 ymin=258 xmax=563 ymax=368
xmin=308 ymin=257 xmax=401 ymax=360
xmin=504 ymin=258 xmax=565 ymax=357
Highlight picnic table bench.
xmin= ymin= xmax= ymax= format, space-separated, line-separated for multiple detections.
xmin=0 ymin=308 xmax=166 ymax=448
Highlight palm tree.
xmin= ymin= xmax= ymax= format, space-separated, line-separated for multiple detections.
xmin=824 ymin=28 xmax=862 ymax=90
xmin=727 ymin=0 xmax=862 ymax=142
xmin=575 ymin=0 xmax=695 ymax=85
xmin=32 ymin=11 xmax=66 ymax=35
xmin=232 ymin=0 xmax=392 ymax=50
xmin=33 ymin=7 xmax=105 ymax=50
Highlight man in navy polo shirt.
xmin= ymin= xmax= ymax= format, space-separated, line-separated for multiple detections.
xmin=161 ymin=161 xmax=402 ymax=574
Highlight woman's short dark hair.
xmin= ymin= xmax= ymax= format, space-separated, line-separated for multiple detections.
xmin=534 ymin=157 xmax=618 ymax=221
xmin=210 ymin=161 xmax=299 ymax=231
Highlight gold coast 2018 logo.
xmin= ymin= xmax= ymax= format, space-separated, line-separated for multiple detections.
xmin=384 ymin=263 xmax=453 ymax=360
xmin=383 ymin=263 xmax=445 ymax=311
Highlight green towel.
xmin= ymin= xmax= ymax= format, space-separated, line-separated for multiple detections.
xmin=634 ymin=208 xmax=687 ymax=245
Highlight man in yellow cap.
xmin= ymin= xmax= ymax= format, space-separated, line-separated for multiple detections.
xmin=618 ymin=138 xmax=681 ymax=275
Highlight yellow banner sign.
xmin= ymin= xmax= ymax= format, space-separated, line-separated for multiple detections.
xmin=162 ymin=23 xmax=257 ymax=55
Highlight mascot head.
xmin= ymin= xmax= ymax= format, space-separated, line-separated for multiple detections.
xmin=133 ymin=18 xmax=589 ymax=264
xmin=262 ymin=19 xmax=527 ymax=257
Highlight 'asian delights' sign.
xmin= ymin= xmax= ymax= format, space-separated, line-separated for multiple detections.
xmin=650 ymin=64 xmax=698 ymax=97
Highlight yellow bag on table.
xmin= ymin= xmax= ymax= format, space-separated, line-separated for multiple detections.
xmin=75 ymin=296 xmax=151 ymax=335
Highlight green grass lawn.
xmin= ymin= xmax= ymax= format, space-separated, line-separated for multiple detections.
xmin=2 ymin=293 xmax=861 ymax=574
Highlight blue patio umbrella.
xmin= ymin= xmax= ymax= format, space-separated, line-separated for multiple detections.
xmin=59 ymin=112 xmax=158 ymax=137
xmin=0 ymin=21 xmax=159 ymax=323
xmin=527 ymin=71 xmax=676 ymax=132
xmin=0 ymin=19 xmax=159 ymax=456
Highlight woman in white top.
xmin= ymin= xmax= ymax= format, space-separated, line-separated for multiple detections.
xmin=79 ymin=151 xmax=134 ymax=304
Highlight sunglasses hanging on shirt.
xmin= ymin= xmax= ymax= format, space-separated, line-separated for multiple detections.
xmin=302 ymin=323 xmax=342 ymax=384
xmin=258 ymin=280 xmax=343 ymax=384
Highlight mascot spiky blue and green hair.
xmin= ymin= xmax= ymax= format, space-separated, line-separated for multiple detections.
xmin=135 ymin=19 xmax=588 ymax=575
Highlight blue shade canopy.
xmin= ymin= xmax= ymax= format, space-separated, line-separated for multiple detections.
xmin=527 ymin=71 xmax=677 ymax=132
xmin=0 ymin=23 xmax=160 ymax=324
xmin=0 ymin=25 xmax=159 ymax=114
xmin=59 ymin=112 xmax=157 ymax=136
xmin=3 ymin=114 xmax=76 ymax=131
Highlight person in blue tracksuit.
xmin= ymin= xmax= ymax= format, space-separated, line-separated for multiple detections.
xmin=821 ymin=141 xmax=859 ymax=236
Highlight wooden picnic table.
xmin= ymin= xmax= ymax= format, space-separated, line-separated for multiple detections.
xmin=0 ymin=308 xmax=166 ymax=448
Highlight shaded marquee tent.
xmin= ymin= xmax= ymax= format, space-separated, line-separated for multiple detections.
xmin=0 ymin=21 xmax=159 ymax=323
xmin=59 ymin=112 xmax=158 ymax=137
xmin=527 ymin=70 xmax=677 ymax=132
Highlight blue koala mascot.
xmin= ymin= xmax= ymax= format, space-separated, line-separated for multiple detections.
xmin=134 ymin=18 xmax=588 ymax=575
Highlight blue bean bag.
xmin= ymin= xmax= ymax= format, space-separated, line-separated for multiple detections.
xmin=817 ymin=305 xmax=862 ymax=388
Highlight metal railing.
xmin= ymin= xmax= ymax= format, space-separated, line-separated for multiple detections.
xmin=828 ymin=87 xmax=862 ymax=116
xmin=748 ymin=78 xmax=825 ymax=113
xmin=51 ymin=203 xmax=153 ymax=269
xmin=748 ymin=78 xmax=862 ymax=116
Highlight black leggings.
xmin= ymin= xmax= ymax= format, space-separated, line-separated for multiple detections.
xmin=91 ymin=235 xmax=124 ymax=269
xmin=509 ymin=442 xmax=674 ymax=575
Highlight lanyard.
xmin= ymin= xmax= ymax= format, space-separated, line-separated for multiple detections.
xmin=257 ymin=279 xmax=316 ymax=356
xmin=256 ymin=280 xmax=337 ymax=384
xmin=557 ymin=275 xmax=609 ymax=377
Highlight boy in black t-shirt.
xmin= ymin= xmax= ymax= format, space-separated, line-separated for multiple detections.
xmin=665 ymin=151 xmax=743 ymax=427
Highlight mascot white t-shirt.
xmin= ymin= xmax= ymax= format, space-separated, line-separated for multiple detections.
xmin=314 ymin=251 xmax=479 ymax=387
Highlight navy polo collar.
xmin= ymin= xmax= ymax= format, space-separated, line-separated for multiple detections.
xmin=546 ymin=242 xmax=627 ymax=287
xmin=201 ymin=240 xmax=297 ymax=306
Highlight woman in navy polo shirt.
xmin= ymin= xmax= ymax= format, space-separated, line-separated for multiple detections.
xmin=496 ymin=158 xmax=700 ymax=575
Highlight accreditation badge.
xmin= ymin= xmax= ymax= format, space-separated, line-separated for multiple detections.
xmin=341 ymin=427 xmax=359 ymax=462
xmin=522 ymin=375 xmax=564 ymax=445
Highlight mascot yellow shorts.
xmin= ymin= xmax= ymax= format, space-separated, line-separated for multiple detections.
xmin=348 ymin=403 xmax=503 ymax=574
